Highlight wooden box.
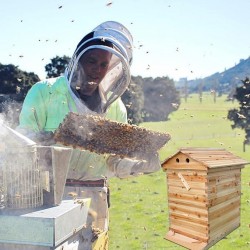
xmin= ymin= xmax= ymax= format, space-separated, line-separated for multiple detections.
xmin=161 ymin=148 xmax=248 ymax=250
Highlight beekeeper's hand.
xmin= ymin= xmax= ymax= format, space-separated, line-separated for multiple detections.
xmin=106 ymin=153 xmax=161 ymax=179
xmin=16 ymin=128 xmax=56 ymax=146
xmin=30 ymin=131 xmax=56 ymax=146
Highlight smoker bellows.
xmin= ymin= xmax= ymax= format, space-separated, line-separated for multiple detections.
xmin=54 ymin=112 xmax=171 ymax=159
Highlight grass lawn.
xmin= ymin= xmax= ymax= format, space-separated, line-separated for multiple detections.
xmin=108 ymin=93 xmax=250 ymax=250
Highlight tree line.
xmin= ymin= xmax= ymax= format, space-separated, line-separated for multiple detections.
xmin=0 ymin=56 xmax=180 ymax=127
xmin=1 ymin=56 xmax=249 ymax=150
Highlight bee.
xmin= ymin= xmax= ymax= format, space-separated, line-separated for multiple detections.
xmin=75 ymin=199 xmax=85 ymax=208
xmin=106 ymin=1 xmax=113 ymax=6
xmin=68 ymin=192 xmax=78 ymax=199
xmin=171 ymin=103 xmax=179 ymax=108
xmin=237 ymin=113 xmax=246 ymax=119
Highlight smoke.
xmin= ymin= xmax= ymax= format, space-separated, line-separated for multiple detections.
xmin=0 ymin=98 xmax=22 ymax=129
xmin=0 ymin=114 xmax=11 ymax=138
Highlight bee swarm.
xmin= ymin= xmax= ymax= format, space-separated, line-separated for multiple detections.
xmin=54 ymin=112 xmax=170 ymax=159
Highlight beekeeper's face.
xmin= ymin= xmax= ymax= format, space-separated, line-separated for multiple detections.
xmin=79 ymin=49 xmax=112 ymax=96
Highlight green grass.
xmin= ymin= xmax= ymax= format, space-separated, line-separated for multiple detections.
xmin=108 ymin=93 xmax=250 ymax=250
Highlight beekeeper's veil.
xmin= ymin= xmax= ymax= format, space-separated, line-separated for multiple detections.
xmin=65 ymin=21 xmax=133 ymax=114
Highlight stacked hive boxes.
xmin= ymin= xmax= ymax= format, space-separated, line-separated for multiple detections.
xmin=162 ymin=148 xmax=248 ymax=250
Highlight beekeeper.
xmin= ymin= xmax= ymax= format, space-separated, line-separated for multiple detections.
xmin=17 ymin=21 xmax=161 ymax=243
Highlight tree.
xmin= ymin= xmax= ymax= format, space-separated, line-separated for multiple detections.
xmin=0 ymin=63 xmax=40 ymax=127
xmin=45 ymin=55 xmax=70 ymax=78
xmin=121 ymin=76 xmax=144 ymax=125
xmin=227 ymin=77 xmax=250 ymax=150
xmin=142 ymin=77 xmax=180 ymax=122
xmin=0 ymin=63 xmax=40 ymax=99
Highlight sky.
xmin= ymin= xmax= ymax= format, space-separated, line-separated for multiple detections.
xmin=1 ymin=0 xmax=250 ymax=81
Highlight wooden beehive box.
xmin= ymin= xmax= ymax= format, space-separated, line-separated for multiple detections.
xmin=161 ymin=147 xmax=248 ymax=250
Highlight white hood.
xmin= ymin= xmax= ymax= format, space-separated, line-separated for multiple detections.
xmin=65 ymin=21 xmax=133 ymax=115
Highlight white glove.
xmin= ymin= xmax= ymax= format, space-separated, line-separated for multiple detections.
xmin=106 ymin=153 xmax=161 ymax=179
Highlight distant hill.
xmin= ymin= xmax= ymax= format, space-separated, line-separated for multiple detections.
xmin=176 ymin=57 xmax=250 ymax=94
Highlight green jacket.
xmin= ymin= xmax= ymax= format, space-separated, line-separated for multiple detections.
xmin=19 ymin=76 xmax=127 ymax=132
xmin=18 ymin=76 xmax=127 ymax=180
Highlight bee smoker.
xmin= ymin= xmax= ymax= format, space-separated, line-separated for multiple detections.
xmin=0 ymin=125 xmax=42 ymax=210
xmin=0 ymin=124 xmax=91 ymax=250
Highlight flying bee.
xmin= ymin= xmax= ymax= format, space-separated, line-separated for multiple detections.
xmin=237 ymin=113 xmax=246 ymax=119
xmin=68 ymin=192 xmax=78 ymax=199
xmin=106 ymin=1 xmax=112 ymax=6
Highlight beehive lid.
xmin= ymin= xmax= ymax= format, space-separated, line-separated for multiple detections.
xmin=162 ymin=147 xmax=249 ymax=169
